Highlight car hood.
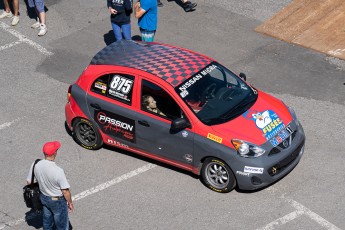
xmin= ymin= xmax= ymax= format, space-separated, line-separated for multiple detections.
xmin=211 ymin=91 xmax=293 ymax=145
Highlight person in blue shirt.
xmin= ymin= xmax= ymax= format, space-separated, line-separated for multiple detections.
xmin=107 ymin=0 xmax=133 ymax=41
xmin=134 ymin=0 xmax=158 ymax=42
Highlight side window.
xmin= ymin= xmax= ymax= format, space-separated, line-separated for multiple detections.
xmin=141 ymin=80 xmax=181 ymax=120
xmin=91 ymin=74 xmax=135 ymax=105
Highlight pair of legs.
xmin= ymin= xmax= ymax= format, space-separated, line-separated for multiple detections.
xmin=0 ymin=0 xmax=19 ymax=25
xmin=28 ymin=0 xmax=47 ymax=35
xmin=28 ymin=0 xmax=45 ymax=24
xmin=111 ymin=22 xmax=131 ymax=41
xmin=40 ymin=194 xmax=69 ymax=230
xmin=3 ymin=0 xmax=18 ymax=16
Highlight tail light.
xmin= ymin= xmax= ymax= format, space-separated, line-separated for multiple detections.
xmin=67 ymin=85 xmax=72 ymax=102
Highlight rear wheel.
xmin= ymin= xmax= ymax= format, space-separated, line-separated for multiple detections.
xmin=72 ymin=118 xmax=103 ymax=150
xmin=201 ymin=158 xmax=236 ymax=193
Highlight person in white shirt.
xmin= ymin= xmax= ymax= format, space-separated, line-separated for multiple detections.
xmin=27 ymin=141 xmax=73 ymax=229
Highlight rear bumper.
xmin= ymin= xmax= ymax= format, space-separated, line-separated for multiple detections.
xmin=65 ymin=102 xmax=75 ymax=131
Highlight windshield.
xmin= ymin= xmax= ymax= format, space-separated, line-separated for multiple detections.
xmin=175 ymin=62 xmax=258 ymax=125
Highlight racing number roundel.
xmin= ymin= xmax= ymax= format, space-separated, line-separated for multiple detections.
xmin=108 ymin=75 xmax=134 ymax=102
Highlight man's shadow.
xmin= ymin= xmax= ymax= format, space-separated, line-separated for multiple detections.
xmin=25 ymin=210 xmax=73 ymax=229
xmin=25 ymin=210 xmax=43 ymax=229
xmin=103 ymin=30 xmax=141 ymax=45
xmin=23 ymin=0 xmax=48 ymax=19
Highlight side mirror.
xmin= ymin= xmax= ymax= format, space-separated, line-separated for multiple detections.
xmin=170 ymin=118 xmax=191 ymax=133
xmin=239 ymin=72 xmax=247 ymax=81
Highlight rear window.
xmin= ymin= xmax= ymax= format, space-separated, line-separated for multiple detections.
xmin=91 ymin=74 xmax=135 ymax=105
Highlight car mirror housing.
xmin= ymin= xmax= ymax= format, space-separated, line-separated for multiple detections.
xmin=170 ymin=118 xmax=191 ymax=133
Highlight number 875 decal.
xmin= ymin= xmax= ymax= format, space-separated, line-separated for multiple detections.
xmin=110 ymin=75 xmax=133 ymax=94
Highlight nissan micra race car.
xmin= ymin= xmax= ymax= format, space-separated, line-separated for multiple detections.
xmin=65 ymin=40 xmax=305 ymax=193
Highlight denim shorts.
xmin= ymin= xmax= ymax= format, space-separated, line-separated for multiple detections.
xmin=28 ymin=0 xmax=45 ymax=13
xmin=140 ymin=28 xmax=156 ymax=42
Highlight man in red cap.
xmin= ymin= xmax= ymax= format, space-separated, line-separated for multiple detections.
xmin=27 ymin=141 xmax=73 ymax=229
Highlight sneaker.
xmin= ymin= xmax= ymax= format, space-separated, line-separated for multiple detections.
xmin=183 ymin=1 xmax=197 ymax=12
xmin=157 ymin=1 xmax=163 ymax=7
xmin=38 ymin=24 xmax=47 ymax=36
xmin=0 ymin=11 xmax=13 ymax=19
xmin=11 ymin=16 xmax=19 ymax=26
xmin=31 ymin=21 xmax=40 ymax=29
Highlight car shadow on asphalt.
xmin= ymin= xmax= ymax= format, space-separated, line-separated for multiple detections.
xmin=63 ymin=122 xmax=299 ymax=194
xmin=64 ymin=121 xmax=197 ymax=180
xmin=102 ymin=144 xmax=200 ymax=180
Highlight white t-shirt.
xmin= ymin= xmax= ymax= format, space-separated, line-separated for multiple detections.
xmin=27 ymin=159 xmax=70 ymax=197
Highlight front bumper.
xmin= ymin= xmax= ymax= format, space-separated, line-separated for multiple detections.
xmin=229 ymin=121 xmax=305 ymax=191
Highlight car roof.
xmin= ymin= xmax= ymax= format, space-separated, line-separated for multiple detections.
xmin=90 ymin=40 xmax=212 ymax=87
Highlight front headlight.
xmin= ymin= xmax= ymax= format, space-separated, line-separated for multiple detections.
xmin=231 ymin=139 xmax=265 ymax=158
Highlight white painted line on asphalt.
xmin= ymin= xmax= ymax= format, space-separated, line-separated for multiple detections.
xmin=256 ymin=195 xmax=342 ymax=230
xmin=0 ymin=40 xmax=23 ymax=51
xmin=0 ymin=117 xmax=23 ymax=130
xmin=286 ymin=196 xmax=342 ymax=230
xmin=0 ymin=22 xmax=53 ymax=56
xmin=0 ymin=163 xmax=156 ymax=229
xmin=256 ymin=210 xmax=304 ymax=230
xmin=72 ymin=163 xmax=157 ymax=201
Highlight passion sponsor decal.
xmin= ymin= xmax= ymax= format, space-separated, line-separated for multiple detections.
xmin=95 ymin=109 xmax=135 ymax=143
xmin=244 ymin=166 xmax=264 ymax=174
xmin=108 ymin=75 xmax=134 ymax=102
xmin=207 ymin=133 xmax=223 ymax=143
xmin=243 ymin=110 xmax=285 ymax=140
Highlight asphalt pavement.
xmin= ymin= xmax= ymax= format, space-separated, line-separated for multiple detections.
xmin=1 ymin=0 xmax=345 ymax=229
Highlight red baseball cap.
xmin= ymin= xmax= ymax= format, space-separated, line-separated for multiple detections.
xmin=42 ymin=141 xmax=61 ymax=156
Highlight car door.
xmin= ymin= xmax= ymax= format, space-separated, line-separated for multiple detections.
xmin=135 ymin=78 xmax=195 ymax=165
xmin=86 ymin=72 xmax=138 ymax=148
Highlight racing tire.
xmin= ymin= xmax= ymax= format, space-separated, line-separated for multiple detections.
xmin=72 ymin=118 xmax=103 ymax=150
xmin=201 ymin=158 xmax=236 ymax=193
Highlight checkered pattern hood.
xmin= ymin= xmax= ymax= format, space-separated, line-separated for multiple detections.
xmin=90 ymin=40 xmax=212 ymax=87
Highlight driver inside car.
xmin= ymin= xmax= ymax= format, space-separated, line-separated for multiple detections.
xmin=142 ymin=95 xmax=166 ymax=116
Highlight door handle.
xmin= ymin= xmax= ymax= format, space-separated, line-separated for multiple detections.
xmin=138 ymin=120 xmax=150 ymax=127
xmin=90 ymin=103 xmax=101 ymax=110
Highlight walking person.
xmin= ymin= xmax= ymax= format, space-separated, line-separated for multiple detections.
xmin=0 ymin=0 xmax=19 ymax=26
xmin=28 ymin=0 xmax=47 ymax=36
xmin=107 ymin=0 xmax=133 ymax=42
xmin=26 ymin=141 xmax=73 ymax=229
xmin=134 ymin=0 xmax=158 ymax=42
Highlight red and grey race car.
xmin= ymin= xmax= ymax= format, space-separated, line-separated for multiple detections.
xmin=65 ymin=40 xmax=305 ymax=193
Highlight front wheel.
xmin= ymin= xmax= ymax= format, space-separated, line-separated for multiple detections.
xmin=201 ymin=158 xmax=236 ymax=193
xmin=72 ymin=118 xmax=103 ymax=150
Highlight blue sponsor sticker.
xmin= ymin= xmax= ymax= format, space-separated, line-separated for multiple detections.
xmin=269 ymin=126 xmax=293 ymax=147
xmin=243 ymin=110 xmax=285 ymax=140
